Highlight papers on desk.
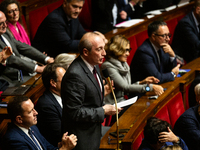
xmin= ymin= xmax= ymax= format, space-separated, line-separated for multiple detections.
xmin=115 ymin=19 xmax=144 ymax=28
xmin=165 ymin=5 xmax=177 ymax=11
xmin=177 ymin=69 xmax=191 ymax=77
xmin=113 ymin=96 xmax=138 ymax=108
xmin=178 ymin=0 xmax=190 ymax=7
xmin=145 ymin=9 xmax=162 ymax=15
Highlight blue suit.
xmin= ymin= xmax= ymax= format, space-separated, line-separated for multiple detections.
xmin=32 ymin=6 xmax=86 ymax=58
xmin=35 ymin=90 xmax=62 ymax=147
xmin=172 ymin=11 xmax=200 ymax=63
xmin=1 ymin=123 xmax=56 ymax=150
xmin=174 ymin=105 xmax=200 ymax=150
xmin=130 ymin=39 xmax=177 ymax=84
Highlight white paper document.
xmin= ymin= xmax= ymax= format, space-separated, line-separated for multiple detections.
xmin=165 ymin=5 xmax=177 ymax=11
xmin=115 ymin=19 xmax=144 ymax=28
xmin=113 ymin=96 xmax=138 ymax=108
xmin=178 ymin=0 xmax=190 ymax=7
xmin=145 ymin=10 xmax=162 ymax=15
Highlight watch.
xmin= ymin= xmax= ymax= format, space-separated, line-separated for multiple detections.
xmin=145 ymin=85 xmax=150 ymax=92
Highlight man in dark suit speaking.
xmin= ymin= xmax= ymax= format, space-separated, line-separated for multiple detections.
xmin=130 ymin=21 xmax=180 ymax=84
xmin=1 ymin=96 xmax=77 ymax=150
xmin=61 ymin=32 xmax=122 ymax=150
xmin=32 ymin=0 xmax=86 ymax=58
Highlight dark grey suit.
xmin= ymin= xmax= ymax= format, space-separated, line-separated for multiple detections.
xmin=35 ymin=90 xmax=62 ymax=147
xmin=0 ymin=31 xmax=47 ymax=80
xmin=61 ymin=56 xmax=105 ymax=150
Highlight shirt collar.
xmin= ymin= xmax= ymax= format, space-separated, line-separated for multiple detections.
xmin=81 ymin=55 xmax=95 ymax=73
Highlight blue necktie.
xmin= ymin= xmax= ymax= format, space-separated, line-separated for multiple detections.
xmin=28 ymin=129 xmax=42 ymax=150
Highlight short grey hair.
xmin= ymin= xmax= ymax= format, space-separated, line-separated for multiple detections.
xmin=54 ymin=53 xmax=76 ymax=69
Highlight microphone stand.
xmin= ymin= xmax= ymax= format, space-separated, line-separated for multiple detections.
xmin=106 ymin=76 xmax=120 ymax=150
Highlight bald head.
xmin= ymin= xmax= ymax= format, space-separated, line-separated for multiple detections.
xmin=0 ymin=11 xmax=7 ymax=35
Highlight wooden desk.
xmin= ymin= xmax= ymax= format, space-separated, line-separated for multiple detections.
xmin=104 ymin=2 xmax=194 ymax=40
xmin=99 ymin=58 xmax=200 ymax=150
xmin=0 ymin=74 xmax=45 ymax=123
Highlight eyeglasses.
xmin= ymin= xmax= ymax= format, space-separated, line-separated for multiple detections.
xmin=7 ymin=8 xmax=19 ymax=14
xmin=154 ymin=33 xmax=172 ymax=39
xmin=126 ymin=48 xmax=132 ymax=52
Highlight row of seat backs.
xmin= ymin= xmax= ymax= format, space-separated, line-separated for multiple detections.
xmin=28 ymin=0 xmax=91 ymax=41
xmin=132 ymin=92 xmax=185 ymax=150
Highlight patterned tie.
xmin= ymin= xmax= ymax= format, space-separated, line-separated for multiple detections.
xmin=93 ymin=67 xmax=102 ymax=100
xmin=28 ymin=129 xmax=42 ymax=150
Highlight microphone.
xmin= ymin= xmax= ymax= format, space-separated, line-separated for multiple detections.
xmin=102 ymin=69 xmax=120 ymax=150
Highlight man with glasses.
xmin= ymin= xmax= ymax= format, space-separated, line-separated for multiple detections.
xmin=172 ymin=0 xmax=200 ymax=63
xmin=130 ymin=20 xmax=180 ymax=84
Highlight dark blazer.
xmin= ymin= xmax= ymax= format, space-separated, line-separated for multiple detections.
xmin=0 ymin=31 xmax=47 ymax=80
xmin=130 ymin=39 xmax=177 ymax=84
xmin=91 ymin=0 xmax=120 ymax=34
xmin=174 ymin=105 xmax=200 ymax=150
xmin=32 ymin=6 xmax=86 ymax=58
xmin=172 ymin=11 xmax=200 ymax=63
xmin=61 ymin=56 xmax=105 ymax=150
xmin=35 ymin=90 xmax=62 ymax=147
xmin=1 ymin=123 xmax=57 ymax=150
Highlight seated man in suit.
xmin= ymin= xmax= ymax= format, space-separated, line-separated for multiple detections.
xmin=130 ymin=21 xmax=180 ymax=84
xmin=172 ymin=0 xmax=200 ymax=63
xmin=0 ymin=11 xmax=54 ymax=85
xmin=174 ymin=104 xmax=200 ymax=150
xmin=139 ymin=117 xmax=188 ymax=150
xmin=32 ymin=0 xmax=86 ymax=57
xmin=35 ymin=63 xmax=68 ymax=147
xmin=1 ymin=96 xmax=77 ymax=150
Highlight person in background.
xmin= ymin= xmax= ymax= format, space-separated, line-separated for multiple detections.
xmin=139 ymin=117 xmax=188 ymax=150
xmin=174 ymin=104 xmax=200 ymax=150
xmin=0 ymin=0 xmax=30 ymax=45
xmin=32 ymin=0 xmax=86 ymax=57
xmin=35 ymin=63 xmax=69 ymax=147
xmin=54 ymin=53 xmax=76 ymax=70
xmin=101 ymin=35 xmax=164 ymax=106
xmin=130 ymin=21 xmax=179 ymax=84
xmin=1 ymin=96 xmax=77 ymax=150
xmin=172 ymin=0 xmax=200 ymax=63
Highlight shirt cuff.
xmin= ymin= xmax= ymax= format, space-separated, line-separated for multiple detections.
xmin=171 ymin=72 xmax=176 ymax=78
xmin=34 ymin=64 xmax=38 ymax=72
xmin=44 ymin=56 xmax=50 ymax=64
xmin=170 ymin=56 xmax=175 ymax=62
xmin=2 ymin=60 xmax=6 ymax=66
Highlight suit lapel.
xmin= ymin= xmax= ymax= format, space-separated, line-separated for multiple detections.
xmin=46 ymin=90 xmax=62 ymax=117
xmin=12 ymin=124 xmax=40 ymax=150
xmin=78 ymin=56 xmax=103 ymax=101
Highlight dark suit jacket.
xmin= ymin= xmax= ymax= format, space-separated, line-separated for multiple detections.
xmin=35 ymin=90 xmax=62 ymax=147
xmin=0 ymin=31 xmax=47 ymax=80
xmin=32 ymin=6 xmax=86 ymax=58
xmin=174 ymin=105 xmax=200 ymax=150
xmin=130 ymin=39 xmax=177 ymax=84
xmin=172 ymin=11 xmax=200 ymax=63
xmin=1 ymin=123 xmax=57 ymax=150
xmin=61 ymin=56 xmax=105 ymax=150
xmin=91 ymin=0 xmax=120 ymax=34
